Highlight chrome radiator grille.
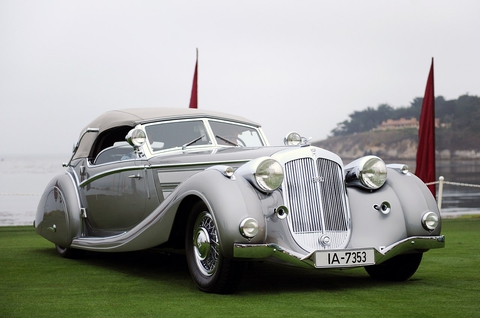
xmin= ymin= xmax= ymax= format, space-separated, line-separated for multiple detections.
xmin=283 ymin=157 xmax=350 ymax=251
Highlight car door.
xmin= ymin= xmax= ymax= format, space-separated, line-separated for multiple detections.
xmin=80 ymin=158 xmax=150 ymax=233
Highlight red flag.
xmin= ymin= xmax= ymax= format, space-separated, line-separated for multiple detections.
xmin=189 ymin=49 xmax=198 ymax=109
xmin=415 ymin=58 xmax=436 ymax=197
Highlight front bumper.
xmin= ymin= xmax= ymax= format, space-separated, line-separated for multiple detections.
xmin=233 ymin=235 xmax=445 ymax=269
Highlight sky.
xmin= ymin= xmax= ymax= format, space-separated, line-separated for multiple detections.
xmin=1 ymin=0 xmax=479 ymax=156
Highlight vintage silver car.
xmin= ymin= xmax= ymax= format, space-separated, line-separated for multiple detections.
xmin=35 ymin=108 xmax=445 ymax=293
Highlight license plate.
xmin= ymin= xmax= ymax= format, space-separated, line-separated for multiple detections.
xmin=314 ymin=249 xmax=375 ymax=268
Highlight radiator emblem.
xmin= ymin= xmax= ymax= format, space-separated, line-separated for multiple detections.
xmin=312 ymin=176 xmax=325 ymax=183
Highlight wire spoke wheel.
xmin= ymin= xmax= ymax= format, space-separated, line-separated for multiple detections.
xmin=185 ymin=201 xmax=244 ymax=294
xmin=193 ymin=211 xmax=220 ymax=276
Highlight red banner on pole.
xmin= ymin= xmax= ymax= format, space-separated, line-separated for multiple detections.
xmin=415 ymin=58 xmax=436 ymax=197
xmin=189 ymin=49 xmax=198 ymax=109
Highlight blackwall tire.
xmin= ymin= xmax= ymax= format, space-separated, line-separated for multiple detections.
xmin=365 ymin=253 xmax=423 ymax=281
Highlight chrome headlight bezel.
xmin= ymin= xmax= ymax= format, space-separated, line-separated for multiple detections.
xmin=236 ymin=157 xmax=284 ymax=193
xmin=345 ymin=155 xmax=387 ymax=190
xmin=255 ymin=159 xmax=284 ymax=192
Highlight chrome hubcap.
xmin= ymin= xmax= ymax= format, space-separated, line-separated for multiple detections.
xmin=192 ymin=211 xmax=219 ymax=276
xmin=194 ymin=227 xmax=210 ymax=261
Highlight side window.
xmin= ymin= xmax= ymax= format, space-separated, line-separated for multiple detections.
xmin=94 ymin=142 xmax=133 ymax=164
xmin=90 ymin=126 xmax=133 ymax=164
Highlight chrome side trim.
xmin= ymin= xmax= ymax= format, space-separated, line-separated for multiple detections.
xmin=233 ymin=235 xmax=445 ymax=268
xmin=80 ymin=159 xmax=250 ymax=188
xmin=79 ymin=165 xmax=144 ymax=187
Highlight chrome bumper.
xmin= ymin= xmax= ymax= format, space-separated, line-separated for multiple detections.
xmin=233 ymin=235 xmax=445 ymax=269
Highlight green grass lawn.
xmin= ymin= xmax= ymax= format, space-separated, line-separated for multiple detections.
xmin=1 ymin=218 xmax=479 ymax=318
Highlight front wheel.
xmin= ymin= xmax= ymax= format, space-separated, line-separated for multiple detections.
xmin=185 ymin=201 xmax=244 ymax=294
xmin=365 ymin=253 xmax=423 ymax=281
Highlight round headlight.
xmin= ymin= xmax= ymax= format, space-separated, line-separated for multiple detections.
xmin=126 ymin=129 xmax=146 ymax=147
xmin=360 ymin=157 xmax=387 ymax=189
xmin=255 ymin=159 xmax=284 ymax=192
xmin=240 ymin=217 xmax=259 ymax=238
xmin=284 ymin=132 xmax=301 ymax=146
xmin=422 ymin=211 xmax=439 ymax=231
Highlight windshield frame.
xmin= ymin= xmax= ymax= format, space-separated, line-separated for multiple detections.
xmin=141 ymin=118 xmax=267 ymax=156
xmin=207 ymin=119 xmax=266 ymax=148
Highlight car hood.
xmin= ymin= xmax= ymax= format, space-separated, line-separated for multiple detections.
xmin=147 ymin=146 xmax=297 ymax=167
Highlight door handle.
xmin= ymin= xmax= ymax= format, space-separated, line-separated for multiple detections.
xmin=128 ymin=174 xmax=142 ymax=179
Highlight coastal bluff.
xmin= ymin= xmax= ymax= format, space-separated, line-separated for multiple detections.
xmin=312 ymin=129 xmax=480 ymax=160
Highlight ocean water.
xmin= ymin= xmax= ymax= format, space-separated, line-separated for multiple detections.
xmin=1 ymin=155 xmax=479 ymax=226
xmin=0 ymin=154 xmax=66 ymax=226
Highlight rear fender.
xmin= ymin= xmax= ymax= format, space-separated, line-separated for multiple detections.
xmin=35 ymin=173 xmax=82 ymax=247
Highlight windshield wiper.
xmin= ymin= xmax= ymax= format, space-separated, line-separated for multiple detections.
xmin=215 ymin=135 xmax=238 ymax=147
xmin=182 ymin=135 xmax=205 ymax=150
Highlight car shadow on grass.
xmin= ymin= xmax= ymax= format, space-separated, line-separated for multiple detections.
xmin=239 ymin=261 xmax=409 ymax=294
xmin=35 ymin=246 xmax=412 ymax=294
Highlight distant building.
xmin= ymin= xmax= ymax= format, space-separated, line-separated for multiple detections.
xmin=375 ymin=117 xmax=440 ymax=131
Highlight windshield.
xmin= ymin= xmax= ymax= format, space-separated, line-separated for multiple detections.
xmin=145 ymin=120 xmax=211 ymax=151
xmin=144 ymin=119 xmax=265 ymax=153
xmin=209 ymin=120 xmax=265 ymax=147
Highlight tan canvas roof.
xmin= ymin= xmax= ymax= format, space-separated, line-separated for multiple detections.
xmin=74 ymin=108 xmax=261 ymax=159
xmin=81 ymin=108 xmax=260 ymax=132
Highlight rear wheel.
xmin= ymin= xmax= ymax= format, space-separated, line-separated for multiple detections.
xmin=365 ymin=253 xmax=423 ymax=281
xmin=185 ymin=201 xmax=244 ymax=294
xmin=55 ymin=245 xmax=85 ymax=259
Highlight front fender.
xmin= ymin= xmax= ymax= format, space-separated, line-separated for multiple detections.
xmin=172 ymin=168 xmax=270 ymax=258
xmin=347 ymin=167 xmax=441 ymax=249
xmin=388 ymin=169 xmax=441 ymax=236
